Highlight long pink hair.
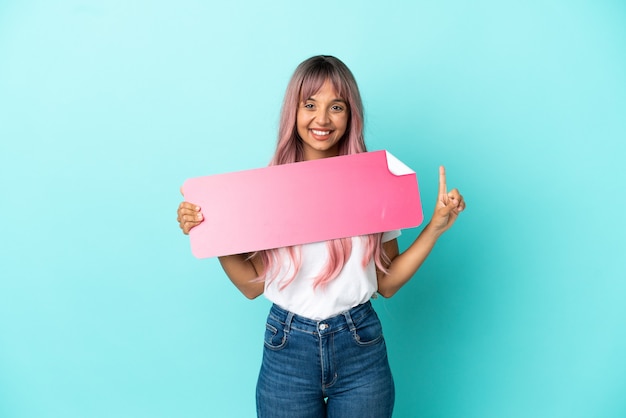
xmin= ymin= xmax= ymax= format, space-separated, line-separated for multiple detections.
xmin=255 ymin=56 xmax=389 ymax=289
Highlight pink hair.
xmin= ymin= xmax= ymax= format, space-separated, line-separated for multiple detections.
xmin=255 ymin=56 xmax=389 ymax=289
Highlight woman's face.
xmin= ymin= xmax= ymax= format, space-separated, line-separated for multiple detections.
xmin=296 ymin=79 xmax=349 ymax=161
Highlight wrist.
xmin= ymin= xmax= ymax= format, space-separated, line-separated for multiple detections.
xmin=423 ymin=222 xmax=445 ymax=240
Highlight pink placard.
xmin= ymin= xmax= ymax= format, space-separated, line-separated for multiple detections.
xmin=182 ymin=150 xmax=423 ymax=258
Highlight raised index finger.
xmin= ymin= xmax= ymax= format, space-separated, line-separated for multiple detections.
xmin=439 ymin=165 xmax=447 ymax=196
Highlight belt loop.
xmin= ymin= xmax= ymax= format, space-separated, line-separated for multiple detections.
xmin=284 ymin=311 xmax=295 ymax=334
xmin=343 ymin=310 xmax=356 ymax=333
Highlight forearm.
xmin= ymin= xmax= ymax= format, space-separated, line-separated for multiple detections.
xmin=377 ymin=224 xmax=442 ymax=298
xmin=218 ymin=254 xmax=265 ymax=299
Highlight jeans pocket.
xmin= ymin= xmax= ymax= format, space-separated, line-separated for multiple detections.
xmin=264 ymin=318 xmax=288 ymax=350
xmin=352 ymin=313 xmax=384 ymax=347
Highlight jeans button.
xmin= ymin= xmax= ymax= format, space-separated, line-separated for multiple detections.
xmin=319 ymin=323 xmax=329 ymax=331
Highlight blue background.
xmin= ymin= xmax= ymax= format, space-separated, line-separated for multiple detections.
xmin=1 ymin=1 xmax=625 ymax=417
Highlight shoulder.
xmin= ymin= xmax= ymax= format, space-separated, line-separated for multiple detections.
xmin=382 ymin=230 xmax=401 ymax=243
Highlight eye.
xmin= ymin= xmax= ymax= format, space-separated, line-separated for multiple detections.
xmin=331 ymin=105 xmax=344 ymax=112
xmin=303 ymin=103 xmax=315 ymax=109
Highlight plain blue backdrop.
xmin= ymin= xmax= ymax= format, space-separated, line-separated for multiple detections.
xmin=1 ymin=1 xmax=625 ymax=417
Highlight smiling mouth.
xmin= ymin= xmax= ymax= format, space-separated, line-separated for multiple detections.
xmin=311 ymin=129 xmax=331 ymax=136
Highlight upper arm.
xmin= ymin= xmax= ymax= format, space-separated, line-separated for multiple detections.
xmin=218 ymin=253 xmax=265 ymax=299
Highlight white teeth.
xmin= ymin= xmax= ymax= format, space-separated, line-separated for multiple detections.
xmin=312 ymin=130 xmax=330 ymax=135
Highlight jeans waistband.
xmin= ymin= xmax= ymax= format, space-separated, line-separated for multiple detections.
xmin=268 ymin=301 xmax=374 ymax=335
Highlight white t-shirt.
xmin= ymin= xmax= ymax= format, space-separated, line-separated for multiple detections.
xmin=263 ymin=230 xmax=401 ymax=320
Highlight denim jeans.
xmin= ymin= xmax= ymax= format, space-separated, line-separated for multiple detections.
xmin=256 ymin=301 xmax=394 ymax=418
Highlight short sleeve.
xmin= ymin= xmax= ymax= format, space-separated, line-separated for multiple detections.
xmin=382 ymin=229 xmax=401 ymax=243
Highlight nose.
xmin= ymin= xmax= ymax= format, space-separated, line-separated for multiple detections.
xmin=314 ymin=108 xmax=330 ymax=125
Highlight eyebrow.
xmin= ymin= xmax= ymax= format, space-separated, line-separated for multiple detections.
xmin=305 ymin=97 xmax=347 ymax=104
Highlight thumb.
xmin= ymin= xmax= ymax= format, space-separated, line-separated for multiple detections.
xmin=437 ymin=194 xmax=461 ymax=217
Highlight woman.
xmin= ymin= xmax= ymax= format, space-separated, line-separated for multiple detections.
xmin=177 ymin=55 xmax=465 ymax=417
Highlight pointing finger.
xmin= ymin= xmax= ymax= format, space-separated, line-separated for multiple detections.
xmin=439 ymin=165 xmax=447 ymax=197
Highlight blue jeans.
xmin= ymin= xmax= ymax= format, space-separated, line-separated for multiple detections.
xmin=256 ymin=301 xmax=395 ymax=417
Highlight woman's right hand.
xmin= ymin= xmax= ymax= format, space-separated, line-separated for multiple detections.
xmin=177 ymin=201 xmax=204 ymax=234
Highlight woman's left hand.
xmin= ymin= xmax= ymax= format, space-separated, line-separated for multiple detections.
xmin=428 ymin=166 xmax=466 ymax=236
